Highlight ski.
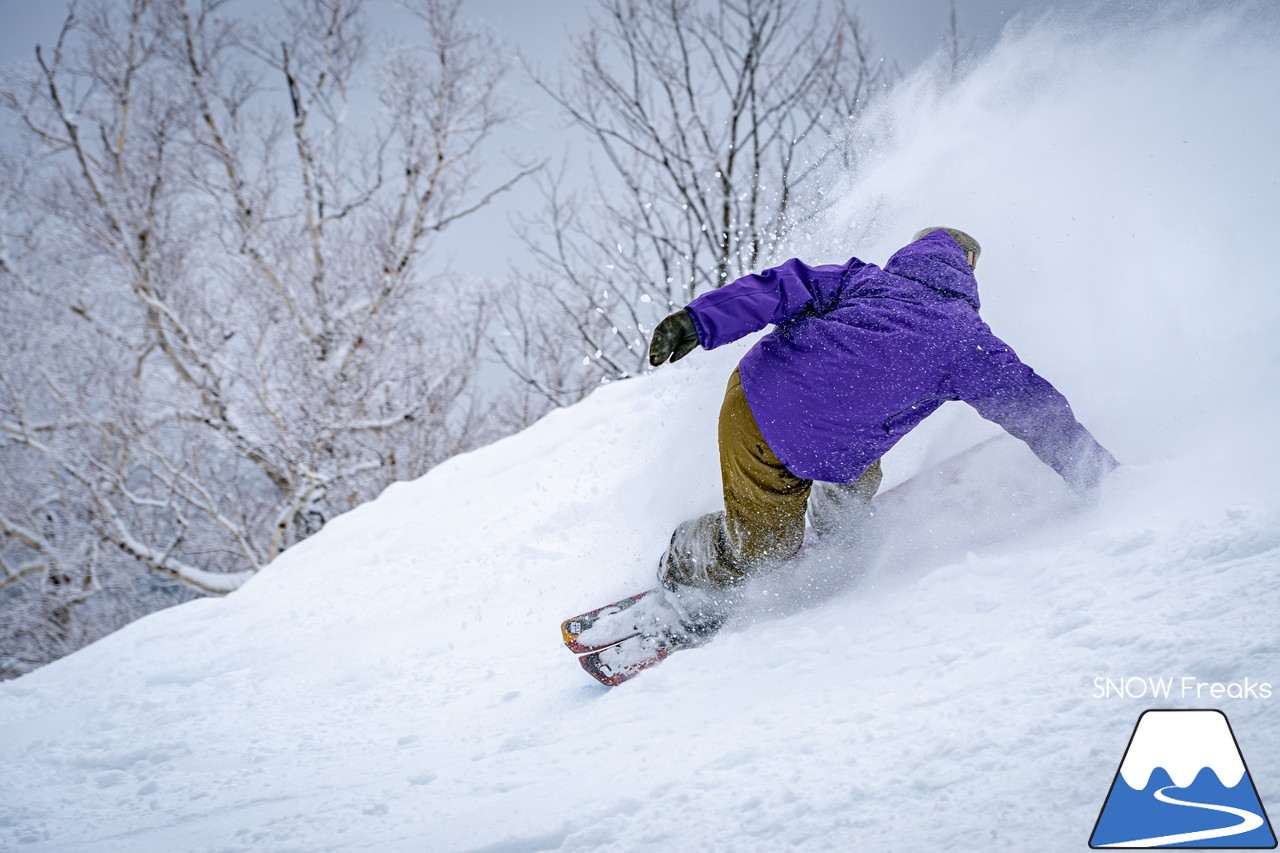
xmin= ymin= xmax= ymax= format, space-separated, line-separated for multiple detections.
xmin=576 ymin=632 xmax=697 ymax=686
xmin=562 ymin=586 xmax=720 ymax=686
xmin=560 ymin=587 xmax=668 ymax=654
xmin=560 ymin=584 xmax=721 ymax=686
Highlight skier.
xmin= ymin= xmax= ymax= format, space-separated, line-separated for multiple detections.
xmin=645 ymin=227 xmax=1118 ymax=633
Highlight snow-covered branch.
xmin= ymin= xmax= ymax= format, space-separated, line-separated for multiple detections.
xmin=0 ymin=0 xmax=526 ymax=676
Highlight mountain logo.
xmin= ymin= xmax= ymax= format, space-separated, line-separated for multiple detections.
xmin=1090 ymin=709 xmax=1276 ymax=848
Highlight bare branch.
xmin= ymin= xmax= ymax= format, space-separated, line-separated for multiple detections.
xmin=499 ymin=0 xmax=894 ymax=403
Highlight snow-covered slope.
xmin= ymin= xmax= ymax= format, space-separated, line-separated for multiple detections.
xmin=4 ymin=7 xmax=1280 ymax=852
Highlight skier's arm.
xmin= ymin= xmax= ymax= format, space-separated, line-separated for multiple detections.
xmin=956 ymin=335 xmax=1119 ymax=493
xmin=681 ymin=258 xmax=852 ymax=350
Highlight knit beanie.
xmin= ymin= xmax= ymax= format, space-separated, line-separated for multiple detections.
xmin=913 ymin=227 xmax=980 ymax=261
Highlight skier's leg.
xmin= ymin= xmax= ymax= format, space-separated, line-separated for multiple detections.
xmin=807 ymin=460 xmax=883 ymax=544
xmin=718 ymin=369 xmax=813 ymax=570
xmin=660 ymin=369 xmax=811 ymax=592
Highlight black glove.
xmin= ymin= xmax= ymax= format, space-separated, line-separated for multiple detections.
xmin=649 ymin=310 xmax=700 ymax=366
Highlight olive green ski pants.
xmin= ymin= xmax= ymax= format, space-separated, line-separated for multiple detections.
xmin=660 ymin=369 xmax=882 ymax=590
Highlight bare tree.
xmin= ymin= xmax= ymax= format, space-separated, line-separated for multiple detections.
xmin=0 ymin=0 xmax=531 ymax=676
xmin=492 ymin=0 xmax=890 ymax=407
xmin=946 ymin=0 xmax=975 ymax=81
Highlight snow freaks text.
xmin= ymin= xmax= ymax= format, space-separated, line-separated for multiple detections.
xmin=1093 ymin=676 xmax=1274 ymax=701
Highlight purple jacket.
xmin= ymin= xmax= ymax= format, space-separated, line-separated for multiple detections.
xmin=684 ymin=230 xmax=1117 ymax=489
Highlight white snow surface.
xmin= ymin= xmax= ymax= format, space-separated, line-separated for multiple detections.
xmin=4 ymin=6 xmax=1280 ymax=852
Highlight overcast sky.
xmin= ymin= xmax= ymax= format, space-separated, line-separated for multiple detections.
xmin=0 ymin=0 xmax=1056 ymax=70
xmin=460 ymin=0 xmax=1061 ymax=69
xmin=0 ymin=0 xmax=1061 ymax=276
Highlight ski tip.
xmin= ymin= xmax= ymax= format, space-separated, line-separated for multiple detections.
xmin=560 ymin=588 xmax=661 ymax=654
xmin=561 ymin=618 xmax=595 ymax=654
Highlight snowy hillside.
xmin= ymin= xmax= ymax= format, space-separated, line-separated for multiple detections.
xmin=3 ymin=7 xmax=1280 ymax=852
